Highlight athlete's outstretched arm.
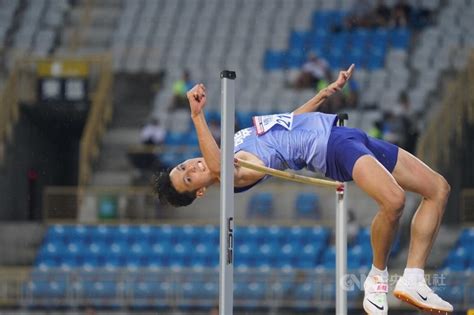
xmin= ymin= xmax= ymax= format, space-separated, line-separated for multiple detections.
xmin=187 ymin=84 xmax=221 ymax=176
xmin=292 ymin=64 xmax=354 ymax=115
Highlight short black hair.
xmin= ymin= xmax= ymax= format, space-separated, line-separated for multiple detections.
xmin=153 ymin=168 xmax=197 ymax=207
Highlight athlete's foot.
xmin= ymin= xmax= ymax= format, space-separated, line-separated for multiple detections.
xmin=363 ymin=274 xmax=388 ymax=315
xmin=393 ymin=276 xmax=453 ymax=314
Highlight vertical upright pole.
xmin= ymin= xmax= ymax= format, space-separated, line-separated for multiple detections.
xmin=219 ymin=70 xmax=236 ymax=315
xmin=336 ymin=114 xmax=348 ymax=315
xmin=336 ymin=185 xmax=347 ymax=315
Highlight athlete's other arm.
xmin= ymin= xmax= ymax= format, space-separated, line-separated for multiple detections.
xmin=188 ymin=84 xmax=265 ymax=186
xmin=187 ymin=84 xmax=221 ymax=177
xmin=292 ymin=63 xmax=355 ymax=115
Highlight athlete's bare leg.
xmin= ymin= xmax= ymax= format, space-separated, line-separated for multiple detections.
xmin=391 ymin=148 xmax=450 ymax=268
xmin=352 ymin=155 xmax=405 ymax=270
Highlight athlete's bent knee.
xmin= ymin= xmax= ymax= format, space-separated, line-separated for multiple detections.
xmin=381 ymin=189 xmax=405 ymax=222
xmin=437 ymin=175 xmax=451 ymax=199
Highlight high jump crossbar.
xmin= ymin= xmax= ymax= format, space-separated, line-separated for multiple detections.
xmin=235 ymin=158 xmax=342 ymax=188
xmin=219 ymin=70 xmax=347 ymax=315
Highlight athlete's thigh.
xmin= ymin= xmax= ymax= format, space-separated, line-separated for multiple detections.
xmin=391 ymin=148 xmax=445 ymax=198
xmin=352 ymin=154 xmax=404 ymax=206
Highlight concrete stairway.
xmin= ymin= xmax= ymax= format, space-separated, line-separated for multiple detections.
xmin=91 ymin=74 xmax=156 ymax=186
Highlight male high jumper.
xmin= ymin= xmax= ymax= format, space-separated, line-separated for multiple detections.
xmin=155 ymin=65 xmax=452 ymax=314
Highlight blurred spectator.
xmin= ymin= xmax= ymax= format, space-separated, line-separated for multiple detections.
xmin=347 ymin=208 xmax=360 ymax=246
xmin=373 ymin=0 xmax=392 ymax=27
xmin=209 ymin=305 xmax=219 ymax=315
xmin=381 ymin=111 xmax=402 ymax=146
xmin=393 ymin=92 xmax=418 ymax=153
xmin=140 ymin=118 xmax=166 ymax=146
xmin=344 ymin=0 xmax=374 ymax=29
xmin=292 ymin=52 xmax=331 ymax=90
xmin=342 ymin=79 xmax=360 ymax=108
xmin=392 ymin=0 xmax=412 ymax=27
xmin=368 ymin=120 xmax=384 ymax=139
xmin=170 ymin=70 xmax=194 ymax=111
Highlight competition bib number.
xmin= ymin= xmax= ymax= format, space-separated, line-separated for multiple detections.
xmin=253 ymin=113 xmax=294 ymax=136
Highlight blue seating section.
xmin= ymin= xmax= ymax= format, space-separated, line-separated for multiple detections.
xmin=36 ymin=225 xmax=474 ymax=309
xmin=443 ymin=228 xmax=474 ymax=271
xmin=264 ymin=10 xmax=411 ymax=71
xmin=35 ymin=225 xmax=384 ymax=271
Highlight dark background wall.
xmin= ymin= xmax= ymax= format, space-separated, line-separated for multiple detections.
xmin=0 ymin=104 xmax=85 ymax=221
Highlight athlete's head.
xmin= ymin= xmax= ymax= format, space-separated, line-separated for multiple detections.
xmin=154 ymin=157 xmax=216 ymax=207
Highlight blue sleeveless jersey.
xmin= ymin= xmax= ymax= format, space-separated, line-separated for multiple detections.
xmin=234 ymin=112 xmax=337 ymax=192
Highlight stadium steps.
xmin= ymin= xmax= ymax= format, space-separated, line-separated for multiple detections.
xmin=0 ymin=223 xmax=45 ymax=266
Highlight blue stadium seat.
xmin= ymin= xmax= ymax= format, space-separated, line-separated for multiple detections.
xmin=164 ymin=131 xmax=187 ymax=146
xmin=295 ymin=192 xmax=321 ymax=218
xmin=276 ymin=243 xmax=299 ymax=269
xmin=200 ymin=282 xmax=218 ymax=299
xmin=91 ymin=225 xmax=114 ymax=243
xmin=286 ymin=49 xmax=306 ymax=69
xmin=81 ymin=281 xmax=118 ymax=298
xmin=309 ymin=226 xmax=330 ymax=245
xmin=128 ymin=225 xmax=153 ymax=243
xmin=312 ymin=11 xmax=343 ymax=32
xmin=289 ymin=31 xmax=310 ymax=51
xmin=108 ymin=240 xmax=128 ymax=258
xmin=445 ymin=248 xmax=468 ymax=271
xmin=357 ymin=228 xmax=371 ymax=245
xmin=444 ymin=285 xmax=464 ymax=304
xmin=183 ymin=130 xmax=199 ymax=146
xmin=199 ymin=225 xmax=219 ymax=246
xmin=310 ymin=32 xmax=329 ymax=53
xmin=459 ymin=228 xmax=474 ymax=247
xmin=323 ymin=247 xmax=336 ymax=269
xmin=295 ymin=282 xmax=316 ymax=300
xmin=327 ymin=53 xmax=342 ymax=68
xmin=159 ymin=151 xmax=179 ymax=168
xmin=389 ymin=28 xmax=410 ymax=49
xmin=159 ymin=225 xmax=180 ymax=244
xmin=235 ymin=243 xmax=258 ymax=266
xmin=264 ymin=50 xmax=286 ymax=71
xmin=369 ymin=29 xmax=389 ymax=47
xmin=28 ymin=280 xmax=67 ymax=298
xmin=247 ymin=193 xmax=274 ymax=218
xmin=296 ymin=244 xmax=320 ymax=269
xmin=236 ymin=111 xmax=254 ymax=129
xmin=349 ymin=29 xmax=370 ymax=49
xmin=329 ymin=32 xmax=349 ymax=51
xmin=180 ymin=225 xmax=202 ymax=244
xmin=345 ymin=49 xmax=366 ymax=68
xmin=264 ymin=226 xmax=285 ymax=245
xmin=348 ymin=245 xmax=363 ymax=269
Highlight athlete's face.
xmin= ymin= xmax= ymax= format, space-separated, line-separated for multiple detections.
xmin=169 ymin=157 xmax=215 ymax=196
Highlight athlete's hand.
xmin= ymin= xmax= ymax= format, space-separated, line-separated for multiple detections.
xmin=327 ymin=64 xmax=355 ymax=94
xmin=187 ymin=83 xmax=207 ymax=118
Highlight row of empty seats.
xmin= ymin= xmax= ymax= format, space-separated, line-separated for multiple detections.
xmin=36 ymin=224 xmax=378 ymax=271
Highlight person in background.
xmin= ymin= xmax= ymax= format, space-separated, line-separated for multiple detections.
xmin=140 ymin=118 xmax=166 ymax=146
xmin=373 ymin=0 xmax=392 ymax=27
xmin=344 ymin=0 xmax=374 ymax=29
xmin=170 ymin=70 xmax=194 ymax=111
xmin=347 ymin=208 xmax=360 ymax=246
xmin=393 ymin=92 xmax=418 ymax=153
xmin=209 ymin=305 xmax=218 ymax=315
xmin=293 ymin=52 xmax=331 ymax=90
xmin=392 ymin=0 xmax=412 ymax=27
